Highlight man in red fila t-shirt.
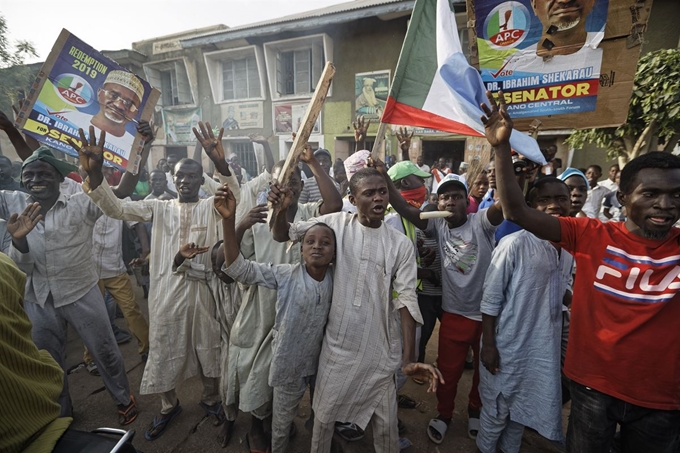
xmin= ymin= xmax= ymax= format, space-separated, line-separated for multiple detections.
xmin=481 ymin=91 xmax=680 ymax=453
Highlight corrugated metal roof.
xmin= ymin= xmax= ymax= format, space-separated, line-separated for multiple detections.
xmin=182 ymin=0 xmax=416 ymax=47
xmin=222 ymin=0 xmax=407 ymax=33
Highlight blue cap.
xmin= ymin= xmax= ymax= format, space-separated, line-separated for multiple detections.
xmin=558 ymin=167 xmax=589 ymax=188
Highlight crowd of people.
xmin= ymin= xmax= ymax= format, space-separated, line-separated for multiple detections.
xmin=0 ymin=90 xmax=679 ymax=453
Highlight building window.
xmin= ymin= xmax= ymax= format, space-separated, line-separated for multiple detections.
xmin=222 ymin=58 xmax=261 ymax=101
xmin=230 ymin=141 xmax=258 ymax=177
xmin=277 ymin=49 xmax=312 ymax=96
xmin=204 ymin=46 xmax=266 ymax=104
xmin=264 ymin=34 xmax=333 ymax=101
xmin=144 ymin=59 xmax=195 ymax=107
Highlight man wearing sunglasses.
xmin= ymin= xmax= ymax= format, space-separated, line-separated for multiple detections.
xmin=91 ymin=70 xmax=144 ymax=138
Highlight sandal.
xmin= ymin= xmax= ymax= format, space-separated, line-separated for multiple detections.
xmin=144 ymin=400 xmax=183 ymax=441
xmin=468 ymin=408 xmax=481 ymax=439
xmin=397 ymin=394 xmax=417 ymax=409
xmin=200 ymin=400 xmax=226 ymax=426
xmin=335 ymin=422 xmax=365 ymax=442
xmin=118 ymin=395 xmax=139 ymax=426
xmin=427 ymin=418 xmax=450 ymax=445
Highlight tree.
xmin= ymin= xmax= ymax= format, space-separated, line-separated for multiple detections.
xmin=565 ymin=49 xmax=680 ymax=167
xmin=0 ymin=14 xmax=38 ymax=115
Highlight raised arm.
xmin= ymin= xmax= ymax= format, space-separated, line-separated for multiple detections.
xmin=482 ymin=91 xmax=561 ymax=242
xmin=353 ymin=116 xmax=370 ymax=152
xmin=214 ymin=183 xmax=240 ymax=269
xmin=0 ymin=111 xmax=35 ymax=160
xmin=193 ymin=122 xmax=231 ymax=178
xmin=249 ymin=134 xmax=275 ymax=173
xmin=267 ymin=182 xmax=295 ymax=242
xmin=396 ymin=127 xmax=413 ymax=162
xmin=369 ymin=157 xmax=428 ymax=230
xmin=300 ymin=145 xmax=342 ymax=214
xmin=6 ymin=202 xmax=42 ymax=254
xmin=113 ymin=120 xmax=154 ymax=199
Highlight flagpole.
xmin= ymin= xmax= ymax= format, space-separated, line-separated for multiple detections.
xmin=371 ymin=121 xmax=388 ymax=160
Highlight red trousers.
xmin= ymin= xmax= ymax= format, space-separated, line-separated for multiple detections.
xmin=436 ymin=312 xmax=483 ymax=419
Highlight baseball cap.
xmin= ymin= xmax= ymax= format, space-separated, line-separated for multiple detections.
xmin=558 ymin=167 xmax=589 ymax=188
xmin=437 ymin=173 xmax=468 ymax=196
xmin=387 ymin=160 xmax=432 ymax=182
xmin=314 ymin=148 xmax=332 ymax=160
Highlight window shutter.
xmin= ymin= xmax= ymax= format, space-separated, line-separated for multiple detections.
xmin=174 ymin=61 xmax=193 ymax=104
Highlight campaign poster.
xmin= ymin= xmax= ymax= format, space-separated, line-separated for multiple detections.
xmin=15 ymin=29 xmax=160 ymax=171
xmin=355 ymin=70 xmax=390 ymax=121
xmin=475 ymin=0 xmax=609 ymax=118
xmin=162 ymin=108 xmax=201 ymax=145
xmin=274 ymin=102 xmax=321 ymax=135
xmin=220 ymin=102 xmax=264 ymax=130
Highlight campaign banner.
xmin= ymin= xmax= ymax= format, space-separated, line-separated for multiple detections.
xmin=220 ymin=102 xmax=264 ymax=130
xmin=475 ymin=0 xmax=608 ymax=118
xmin=355 ymin=70 xmax=390 ymax=121
xmin=162 ymin=107 xmax=201 ymax=145
xmin=15 ymin=29 xmax=160 ymax=171
xmin=274 ymin=102 xmax=321 ymax=135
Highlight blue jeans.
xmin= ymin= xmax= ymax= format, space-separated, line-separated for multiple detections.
xmin=567 ymin=381 xmax=680 ymax=453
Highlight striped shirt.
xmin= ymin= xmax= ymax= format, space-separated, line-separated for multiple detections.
xmin=0 ymin=253 xmax=71 ymax=452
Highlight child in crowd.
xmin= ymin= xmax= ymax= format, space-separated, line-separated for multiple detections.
xmin=215 ymin=183 xmax=335 ymax=453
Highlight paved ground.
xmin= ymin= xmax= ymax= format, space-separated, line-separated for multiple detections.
xmin=65 ymin=277 xmax=568 ymax=452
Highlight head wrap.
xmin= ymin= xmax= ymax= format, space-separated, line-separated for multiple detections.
xmin=558 ymin=167 xmax=589 ymax=188
xmin=344 ymin=150 xmax=371 ymax=177
xmin=103 ymin=70 xmax=145 ymax=104
xmin=22 ymin=146 xmax=77 ymax=177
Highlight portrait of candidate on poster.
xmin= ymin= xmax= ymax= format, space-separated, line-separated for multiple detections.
xmin=354 ymin=70 xmax=390 ymax=121
xmin=475 ymin=0 xmax=608 ymax=118
xmin=15 ymin=29 xmax=160 ymax=171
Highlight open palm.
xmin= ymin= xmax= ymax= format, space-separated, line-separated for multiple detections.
xmin=481 ymin=91 xmax=513 ymax=147
xmin=7 ymin=203 xmax=42 ymax=239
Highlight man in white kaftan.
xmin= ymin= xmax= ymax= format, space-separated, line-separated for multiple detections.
xmin=84 ymin=166 xmax=239 ymax=420
xmin=288 ymin=212 xmax=422 ymax=452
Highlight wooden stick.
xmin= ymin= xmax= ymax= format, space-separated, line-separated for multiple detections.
xmin=371 ymin=122 xmax=388 ymax=159
xmin=269 ymin=62 xmax=336 ymax=227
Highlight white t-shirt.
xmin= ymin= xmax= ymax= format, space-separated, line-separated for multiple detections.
xmin=425 ymin=210 xmax=497 ymax=319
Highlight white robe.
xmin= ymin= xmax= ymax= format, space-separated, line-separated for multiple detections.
xmin=85 ymin=174 xmax=240 ymax=394
xmin=289 ymin=213 xmax=422 ymax=428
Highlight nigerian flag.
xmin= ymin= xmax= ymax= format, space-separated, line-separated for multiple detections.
xmin=382 ymin=0 xmax=544 ymax=164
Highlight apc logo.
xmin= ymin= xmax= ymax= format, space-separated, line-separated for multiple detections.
xmin=483 ymin=1 xmax=531 ymax=50
xmin=52 ymin=73 xmax=95 ymax=108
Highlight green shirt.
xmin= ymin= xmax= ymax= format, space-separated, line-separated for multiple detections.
xmin=0 ymin=253 xmax=71 ymax=452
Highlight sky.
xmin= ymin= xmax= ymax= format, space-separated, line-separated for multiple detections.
xmin=3 ymin=0 xmax=349 ymax=64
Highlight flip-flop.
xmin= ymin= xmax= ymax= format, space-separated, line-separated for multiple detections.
xmin=199 ymin=400 xmax=226 ymax=426
xmin=427 ymin=418 xmax=448 ymax=445
xmin=145 ymin=401 xmax=183 ymax=441
xmin=334 ymin=422 xmax=365 ymax=442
